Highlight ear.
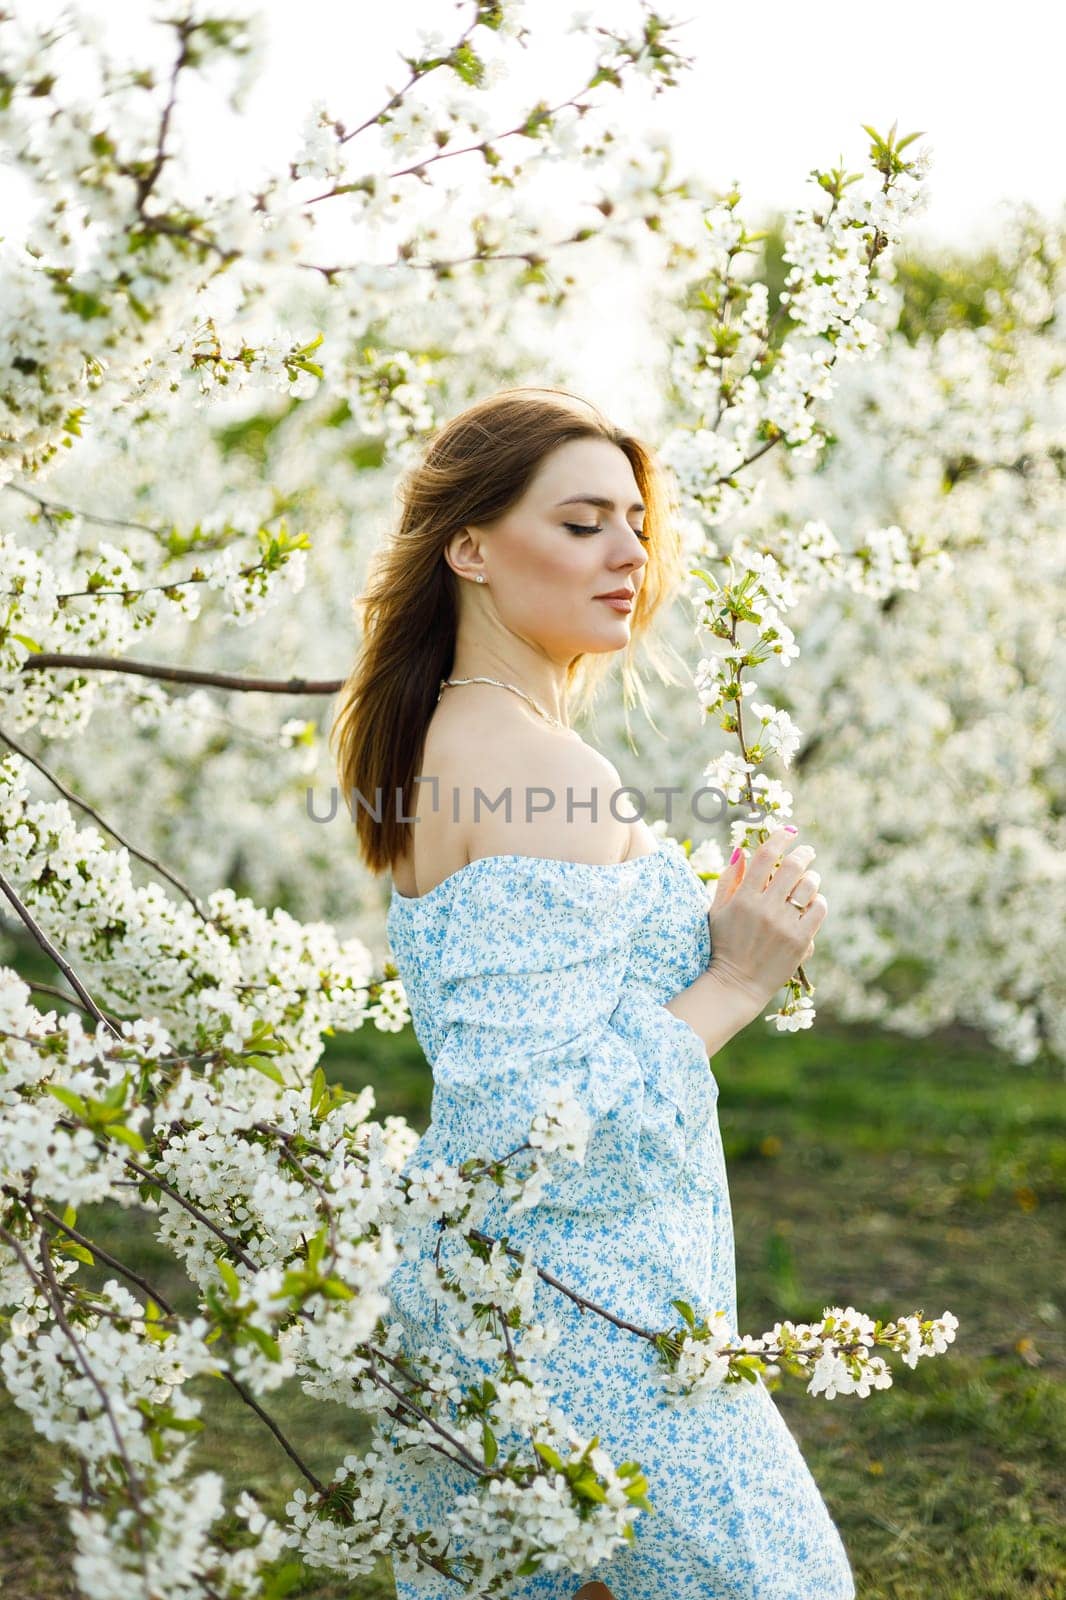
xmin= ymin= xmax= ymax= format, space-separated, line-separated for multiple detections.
xmin=443 ymin=527 xmax=485 ymax=583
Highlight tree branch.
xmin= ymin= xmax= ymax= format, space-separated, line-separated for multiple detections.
xmin=0 ymin=726 xmax=212 ymax=924
xmin=0 ymin=868 xmax=121 ymax=1037
xmin=18 ymin=654 xmax=342 ymax=694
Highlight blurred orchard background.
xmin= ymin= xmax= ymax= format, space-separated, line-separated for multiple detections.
xmin=0 ymin=1 xmax=1063 ymax=1597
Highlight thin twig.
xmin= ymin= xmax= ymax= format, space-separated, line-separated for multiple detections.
xmin=3 ymin=479 xmax=289 ymax=547
xmin=0 ymin=1222 xmax=148 ymax=1549
xmin=39 ymin=1206 xmax=327 ymax=1495
xmin=0 ymin=867 xmax=120 ymax=1037
xmin=25 ymin=981 xmax=126 ymax=1027
xmin=118 ymin=1152 xmax=259 ymax=1269
xmin=0 ymin=725 xmax=212 ymax=924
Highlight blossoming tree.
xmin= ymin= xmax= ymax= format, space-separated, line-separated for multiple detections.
xmin=0 ymin=5 xmax=963 ymax=1597
xmin=602 ymin=199 xmax=1066 ymax=1061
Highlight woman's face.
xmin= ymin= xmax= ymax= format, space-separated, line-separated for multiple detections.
xmin=449 ymin=436 xmax=651 ymax=662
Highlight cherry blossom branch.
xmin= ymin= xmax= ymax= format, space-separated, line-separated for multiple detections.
xmin=365 ymin=1349 xmax=490 ymax=1478
xmin=41 ymin=1171 xmax=506 ymax=1502
xmin=18 ymin=654 xmax=342 ymax=695
xmin=0 ymin=726 xmax=212 ymax=924
xmin=304 ymin=234 xmax=573 ymax=284
xmin=37 ymin=1206 xmax=328 ymax=1497
xmin=379 ymin=88 xmax=598 ymax=185
xmin=24 ymin=982 xmax=125 ymax=1026
xmin=0 ymin=867 xmax=119 ymax=1036
xmin=333 ymin=0 xmax=484 ymax=149
xmin=3 ymin=480 xmax=291 ymax=551
xmin=1 ymin=556 xmax=290 ymax=605
xmin=118 ymin=1150 xmax=259 ymax=1269
xmin=0 ymin=1221 xmax=149 ymax=1547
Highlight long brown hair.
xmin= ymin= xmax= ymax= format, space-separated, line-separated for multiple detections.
xmin=329 ymin=384 xmax=689 ymax=877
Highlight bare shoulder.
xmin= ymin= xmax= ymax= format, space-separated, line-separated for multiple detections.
xmin=424 ymin=689 xmax=635 ymax=869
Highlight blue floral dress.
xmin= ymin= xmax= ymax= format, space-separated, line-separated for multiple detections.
xmin=380 ymin=834 xmax=855 ymax=1600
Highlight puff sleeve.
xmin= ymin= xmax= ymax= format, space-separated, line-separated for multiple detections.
xmin=412 ymin=851 xmax=707 ymax=1213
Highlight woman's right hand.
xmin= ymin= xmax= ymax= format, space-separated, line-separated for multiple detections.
xmin=706 ymin=825 xmax=826 ymax=1009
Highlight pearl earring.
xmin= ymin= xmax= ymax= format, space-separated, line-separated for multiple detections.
xmin=476 ymin=575 xmax=486 ymax=583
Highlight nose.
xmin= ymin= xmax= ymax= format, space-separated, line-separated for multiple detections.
xmin=620 ymin=527 xmax=649 ymax=574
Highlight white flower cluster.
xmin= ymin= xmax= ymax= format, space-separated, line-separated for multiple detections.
xmin=445 ymin=1455 xmax=640 ymax=1587
xmin=526 ymin=1080 xmax=592 ymax=1159
xmin=661 ymin=144 xmax=929 ymax=523
xmin=649 ymin=194 xmax=1066 ymax=1058
xmin=292 ymin=99 xmax=345 ymax=185
xmin=688 ymin=550 xmax=828 ymax=1028
xmin=65 ymin=1466 xmax=288 ymax=1600
xmin=284 ymin=1447 xmax=404 ymax=1576
xmin=656 ymin=1309 xmax=735 ymax=1404
xmin=3 ymin=1279 xmax=219 ymax=1453
xmin=0 ymin=530 xmax=308 ymax=706
xmin=776 ymin=1305 xmax=959 ymax=1399
xmin=654 ymin=1303 xmax=959 ymax=1408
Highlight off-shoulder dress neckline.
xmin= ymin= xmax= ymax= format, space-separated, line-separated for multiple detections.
xmin=389 ymin=835 xmax=664 ymax=910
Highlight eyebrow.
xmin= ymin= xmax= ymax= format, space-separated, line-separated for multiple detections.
xmin=555 ymin=494 xmax=646 ymax=514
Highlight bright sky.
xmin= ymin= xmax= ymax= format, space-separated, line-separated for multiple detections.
xmin=9 ymin=0 xmax=1066 ymax=249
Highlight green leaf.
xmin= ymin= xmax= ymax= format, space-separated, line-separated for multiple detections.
xmin=217 ymin=1258 xmax=242 ymax=1299
xmin=158 ymin=1411 xmax=204 ymax=1434
xmin=671 ymin=1298 xmax=697 ymax=1329
xmin=305 ymin=1224 xmax=328 ymax=1273
xmin=107 ymin=1123 xmax=147 ymax=1153
xmin=242 ymin=1053 xmax=286 ymax=1085
xmin=241 ymin=1322 xmax=282 ymax=1362
xmin=482 ymin=1421 xmax=497 ymax=1466
xmin=58 ymin=1241 xmax=95 ymax=1267
xmin=318 ymin=1276 xmax=355 ymax=1301
xmin=449 ymin=42 xmax=485 ymax=86
xmin=100 ymin=1075 xmax=129 ymax=1110
xmin=142 ymin=1299 xmax=170 ymax=1343
xmin=43 ymin=1084 xmax=88 ymax=1117
xmin=261 ymin=1560 xmax=306 ymax=1600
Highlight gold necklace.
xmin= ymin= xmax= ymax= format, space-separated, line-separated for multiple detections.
xmin=437 ymin=675 xmax=572 ymax=733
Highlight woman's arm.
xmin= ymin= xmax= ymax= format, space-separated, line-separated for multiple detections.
xmin=663 ymin=965 xmax=766 ymax=1060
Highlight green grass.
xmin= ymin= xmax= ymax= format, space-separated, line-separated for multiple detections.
xmin=2 ymin=976 xmax=1064 ymax=1598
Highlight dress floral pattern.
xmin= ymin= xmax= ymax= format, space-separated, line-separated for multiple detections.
xmin=380 ymin=834 xmax=855 ymax=1600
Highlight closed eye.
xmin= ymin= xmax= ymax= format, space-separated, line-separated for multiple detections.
xmin=564 ymin=522 xmax=650 ymax=545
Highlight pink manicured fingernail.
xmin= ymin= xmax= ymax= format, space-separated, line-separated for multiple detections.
xmin=729 ymin=846 xmax=742 ymax=864
xmin=784 ymin=825 xmax=798 ymax=834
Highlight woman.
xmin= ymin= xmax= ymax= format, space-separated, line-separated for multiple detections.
xmin=330 ymin=386 xmax=852 ymax=1600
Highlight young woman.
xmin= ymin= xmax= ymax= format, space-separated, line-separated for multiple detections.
xmin=330 ymin=386 xmax=851 ymax=1600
